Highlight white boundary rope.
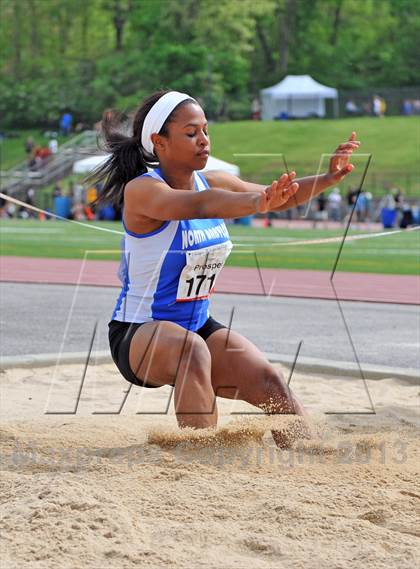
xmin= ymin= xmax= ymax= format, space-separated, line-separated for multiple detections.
xmin=1 ymin=191 xmax=418 ymax=247
xmin=233 ymin=225 xmax=419 ymax=248
xmin=0 ymin=192 xmax=124 ymax=236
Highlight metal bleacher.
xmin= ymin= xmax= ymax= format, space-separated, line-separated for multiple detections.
xmin=0 ymin=131 xmax=100 ymax=199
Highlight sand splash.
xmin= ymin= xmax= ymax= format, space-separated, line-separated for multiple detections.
xmin=147 ymin=414 xmax=309 ymax=449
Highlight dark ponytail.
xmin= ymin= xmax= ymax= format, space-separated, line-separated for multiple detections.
xmin=88 ymin=89 xmax=195 ymax=208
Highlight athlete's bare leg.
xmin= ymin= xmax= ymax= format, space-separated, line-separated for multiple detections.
xmin=128 ymin=321 xmax=217 ymax=429
xmin=205 ymin=328 xmax=313 ymax=448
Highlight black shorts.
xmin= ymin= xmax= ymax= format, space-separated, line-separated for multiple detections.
xmin=108 ymin=317 xmax=227 ymax=388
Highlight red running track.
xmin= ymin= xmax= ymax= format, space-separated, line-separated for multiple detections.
xmin=1 ymin=256 xmax=419 ymax=305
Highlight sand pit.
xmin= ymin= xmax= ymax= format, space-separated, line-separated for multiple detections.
xmin=0 ymin=361 xmax=419 ymax=568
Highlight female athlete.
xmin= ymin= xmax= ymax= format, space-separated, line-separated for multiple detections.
xmin=92 ymin=90 xmax=360 ymax=447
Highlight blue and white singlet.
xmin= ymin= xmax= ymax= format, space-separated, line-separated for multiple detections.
xmin=112 ymin=168 xmax=232 ymax=331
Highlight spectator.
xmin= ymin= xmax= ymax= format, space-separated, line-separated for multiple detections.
xmin=1 ymin=189 xmax=16 ymax=218
xmin=327 ymin=187 xmax=342 ymax=221
xmin=48 ymin=137 xmax=58 ymax=154
xmin=285 ymin=205 xmax=293 ymax=221
xmin=26 ymin=188 xmax=34 ymax=206
xmin=400 ymin=200 xmax=414 ymax=229
xmin=355 ymin=191 xmax=367 ymax=222
xmin=83 ymin=184 xmax=99 ymax=220
xmin=317 ymin=193 xmax=326 ymax=212
xmin=27 ymin=155 xmax=37 ymax=170
xmin=18 ymin=207 xmax=29 ymax=219
xmin=296 ymin=203 xmax=305 ymax=218
xmin=71 ymin=202 xmax=86 ymax=221
xmin=379 ymin=191 xmax=397 ymax=228
xmin=364 ymin=191 xmax=373 ymax=222
xmin=380 ymin=97 xmax=387 ymax=117
xmin=392 ymin=187 xmax=403 ymax=209
xmin=68 ymin=181 xmax=75 ymax=201
xmin=346 ymin=186 xmax=357 ymax=211
xmin=402 ymin=99 xmax=413 ymax=115
xmin=72 ymin=182 xmax=84 ymax=204
xmin=59 ymin=112 xmax=73 ymax=136
xmin=345 ymin=100 xmax=359 ymax=116
xmin=411 ymin=203 xmax=420 ymax=225
xmin=70 ymin=181 xmax=85 ymax=221
xmin=34 ymin=145 xmax=43 ymax=159
xmin=392 ymin=187 xmax=406 ymax=225
xmin=343 ymin=187 xmax=358 ymax=225
xmin=24 ymin=137 xmax=34 ymax=156
xmin=0 ymin=190 xmax=8 ymax=218
xmin=381 ymin=191 xmax=396 ymax=210
xmin=28 ymin=145 xmax=43 ymax=170
xmin=6 ymin=203 xmax=16 ymax=218
xmin=74 ymin=122 xmax=85 ymax=133
xmin=251 ymin=97 xmax=261 ymax=120
xmin=313 ymin=192 xmax=328 ymax=227
xmin=263 ymin=212 xmax=273 ymax=227
xmin=86 ymin=184 xmax=98 ymax=206
xmin=83 ymin=205 xmax=96 ymax=221
xmin=25 ymin=188 xmax=36 ymax=218
xmin=39 ymin=146 xmax=51 ymax=165
xmin=412 ymin=99 xmax=420 ymax=114
xmin=372 ymin=95 xmax=382 ymax=117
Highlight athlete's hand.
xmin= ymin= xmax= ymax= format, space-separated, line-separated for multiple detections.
xmin=326 ymin=131 xmax=360 ymax=184
xmin=258 ymin=171 xmax=299 ymax=213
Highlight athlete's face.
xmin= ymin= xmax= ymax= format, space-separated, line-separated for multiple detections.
xmin=152 ymin=103 xmax=210 ymax=169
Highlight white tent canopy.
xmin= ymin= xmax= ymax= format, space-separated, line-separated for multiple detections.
xmin=73 ymin=154 xmax=240 ymax=176
xmin=260 ymin=75 xmax=338 ymax=120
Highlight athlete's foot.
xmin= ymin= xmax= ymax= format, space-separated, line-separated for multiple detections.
xmin=271 ymin=417 xmax=315 ymax=449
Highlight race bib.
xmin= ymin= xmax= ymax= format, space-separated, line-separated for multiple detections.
xmin=176 ymin=241 xmax=232 ymax=302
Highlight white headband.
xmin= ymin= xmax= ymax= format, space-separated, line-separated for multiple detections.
xmin=141 ymin=91 xmax=195 ymax=156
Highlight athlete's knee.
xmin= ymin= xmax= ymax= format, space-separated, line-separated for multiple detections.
xmin=261 ymin=365 xmax=291 ymax=400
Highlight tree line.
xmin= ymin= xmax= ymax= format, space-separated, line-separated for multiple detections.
xmin=1 ymin=0 xmax=418 ymax=127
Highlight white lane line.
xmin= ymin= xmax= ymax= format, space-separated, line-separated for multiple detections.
xmin=0 ymin=227 xmax=60 ymax=233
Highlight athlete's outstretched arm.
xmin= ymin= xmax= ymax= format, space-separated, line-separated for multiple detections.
xmin=124 ymin=173 xmax=299 ymax=221
xmin=205 ymin=169 xmax=332 ymax=211
xmin=204 ymin=132 xmax=360 ymax=211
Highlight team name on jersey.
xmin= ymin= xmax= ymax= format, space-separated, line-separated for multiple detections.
xmin=181 ymin=223 xmax=230 ymax=250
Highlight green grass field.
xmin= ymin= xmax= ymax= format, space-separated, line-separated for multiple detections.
xmin=209 ymin=116 xmax=420 ymax=196
xmin=1 ymin=219 xmax=418 ymax=275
